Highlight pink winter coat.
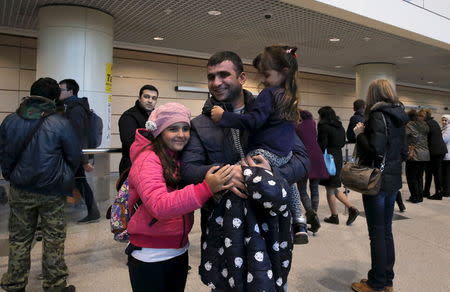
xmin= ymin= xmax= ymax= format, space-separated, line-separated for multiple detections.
xmin=127 ymin=129 xmax=213 ymax=249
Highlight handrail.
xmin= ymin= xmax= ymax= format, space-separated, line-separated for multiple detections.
xmin=82 ymin=148 xmax=121 ymax=154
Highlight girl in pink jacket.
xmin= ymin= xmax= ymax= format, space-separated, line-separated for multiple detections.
xmin=126 ymin=103 xmax=233 ymax=292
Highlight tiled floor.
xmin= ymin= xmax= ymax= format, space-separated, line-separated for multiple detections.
xmin=0 ymin=179 xmax=449 ymax=292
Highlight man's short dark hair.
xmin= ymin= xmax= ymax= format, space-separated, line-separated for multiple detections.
xmin=59 ymin=79 xmax=79 ymax=96
xmin=30 ymin=78 xmax=61 ymax=101
xmin=207 ymin=51 xmax=244 ymax=75
xmin=353 ymin=99 xmax=366 ymax=111
xmin=139 ymin=85 xmax=159 ymax=97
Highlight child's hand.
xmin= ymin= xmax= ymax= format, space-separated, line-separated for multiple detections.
xmin=205 ymin=165 xmax=234 ymax=193
xmin=211 ymin=106 xmax=224 ymax=123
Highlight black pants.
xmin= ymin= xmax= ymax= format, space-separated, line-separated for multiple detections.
xmin=442 ymin=160 xmax=450 ymax=196
xmin=128 ymin=251 xmax=188 ymax=292
xmin=424 ymin=155 xmax=444 ymax=195
xmin=405 ymin=161 xmax=426 ymax=200
xmin=75 ymin=166 xmax=96 ymax=213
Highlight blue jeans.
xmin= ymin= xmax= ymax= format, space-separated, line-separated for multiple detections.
xmin=298 ymin=178 xmax=319 ymax=212
xmin=362 ymin=191 xmax=397 ymax=290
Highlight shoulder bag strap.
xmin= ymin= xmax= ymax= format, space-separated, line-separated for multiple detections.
xmin=380 ymin=113 xmax=388 ymax=172
xmin=9 ymin=112 xmax=55 ymax=174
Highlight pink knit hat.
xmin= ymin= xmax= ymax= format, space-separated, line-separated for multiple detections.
xmin=442 ymin=114 xmax=450 ymax=121
xmin=145 ymin=102 xmax=191 ymax=137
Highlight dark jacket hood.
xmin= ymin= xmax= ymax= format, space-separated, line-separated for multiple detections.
xmin=64 ymin=96 xmax=90 ymax=111
xmin=202 ymin=89 xmax=255 ymax=116
xmin=17 ymin=96 xmax=56 ymax=120
xmin=370 ymin=102 xmax=408 ymax=127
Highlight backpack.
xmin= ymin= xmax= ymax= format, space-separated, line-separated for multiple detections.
xmin=85 ymin=108 xmax=103 ymax=148
xmin=110 ymin=168 xmax=142 ymax=242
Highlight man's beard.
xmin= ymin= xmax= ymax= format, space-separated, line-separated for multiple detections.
xmin=219 ymin=84 xmax=242 ymax=105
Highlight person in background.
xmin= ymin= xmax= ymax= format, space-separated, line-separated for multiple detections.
xmin=351 ymin=79 xmax=408 ymax=292
xmin=59 ymin=79 xmax=99 ymax=223
xmin=211 ymin=45 xmax=309 ymax=244
xmin=126 ymin=103 xmax=234 ymax=292
xmin=1 ymin=78 xmax=79 ymax=292
xmin=420 ymin=108 xmax=447 ymax=200
xmin=347 ymin=99 xmax=366 ymax=143
xmin=118 ymin=85 xmax=158 ymax=176
xmin=405 ymin=109 xmax=430 ymax=204
xmin=295 ymin=109 xmax=328 ymax=233
xmin=317 ymin=106 xmax=359 ymax=226
xmin=441 ymin=114 xmax=450 ymax=198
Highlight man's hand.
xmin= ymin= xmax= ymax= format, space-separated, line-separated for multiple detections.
xmin=211 ymin=106 xmax=224 ymax=123
xmin=83 ymin=163 xmax=94 ymax=172
xmin=241 ymin=155 xmax=271 ymax=171
xmin=353 ymin=122 xmax=365 ymax=136
xmin=228 ymin=165 xmax=247 ymax=199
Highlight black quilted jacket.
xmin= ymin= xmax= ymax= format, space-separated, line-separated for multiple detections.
xmin=199 ymin=166 xmax=293 ymax=292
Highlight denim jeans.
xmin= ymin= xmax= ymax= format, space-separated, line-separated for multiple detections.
xmin=298 ymin=178 xmax=320 ymax=212
xmin=362 ymin=191 xmax=397 ymax=290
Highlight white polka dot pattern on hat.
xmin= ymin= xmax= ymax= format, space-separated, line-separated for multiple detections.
xmin=243 ymin=168 xmax=253 ymax=177
xmin=232 ymin=218 xmax=242 ymax=228
xmin=226 ymin=199 xmax=232 ymax=209
xmin=267 ymin=180 xmax=276 ymax=186
xmin=234 ymin=257 xmax=243 ymax=268
xmin=252 ymin=191 xmax=262 ymax=199
xmin=215 ymin=216 xmax=223 ymax=226
xmin=252 ymin=176 xmax=262 ymax=183
xmin=254 ymin=251 xmax=264 ymax=262
xmin=222 ymin=268 xmax=228 ymax=278
xmin=247 ymin=272 xmax=253 ymax=283
xmin=204 ymin=261 xmax=212 ymax=271
xmin=224 ymin=237 xmax=232 ymax=248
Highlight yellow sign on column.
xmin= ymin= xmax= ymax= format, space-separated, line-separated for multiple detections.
xmin=105 ymin=63 xmax=113 ymax=93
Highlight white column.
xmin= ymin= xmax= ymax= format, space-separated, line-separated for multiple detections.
xmin=37 ymin=5 xmax=114 ymax=148
xmin=355 ymin=63 xmax=396 ymax=100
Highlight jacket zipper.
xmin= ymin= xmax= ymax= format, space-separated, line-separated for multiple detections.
xmin=179 ymin=215 xmax=186 ymax=248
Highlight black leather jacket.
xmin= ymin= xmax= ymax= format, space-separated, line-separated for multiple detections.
xmin=0 ymin=96 xmax=80 ymax=195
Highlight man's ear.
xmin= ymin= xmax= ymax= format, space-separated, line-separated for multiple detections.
xmin=238 ymin=72 xmax=247 ymax=85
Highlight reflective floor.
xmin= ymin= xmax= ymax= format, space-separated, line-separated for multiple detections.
xmin=0 ymin=177 xmax=449 ymax=292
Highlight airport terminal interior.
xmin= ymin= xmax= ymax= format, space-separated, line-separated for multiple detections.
xmin=0 ymin=0 xmax=449 ymax=291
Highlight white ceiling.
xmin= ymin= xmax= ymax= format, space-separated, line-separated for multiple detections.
xmin=1 ymin=0 xmax=450 ymax=91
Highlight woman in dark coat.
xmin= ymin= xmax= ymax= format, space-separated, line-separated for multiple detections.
xmin=351 ymin=79 xmax=408 ymax=292
xmin=317 ymin=106 xmax=360 ymax=226
xmin=405 ymin=109 xmax=430 ymax=203
xmin=295 ymin=110 xmax=328 ymax=233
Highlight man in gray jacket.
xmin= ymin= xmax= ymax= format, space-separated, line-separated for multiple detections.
xmin=0 ymin=78 xmax=79 ymax=292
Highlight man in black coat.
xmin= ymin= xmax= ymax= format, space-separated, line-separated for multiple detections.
xmin=180 ymin=51 xmax=310 ymax=290
xmin=346 ymin=99 xmax=366 ymax=143
xmin=419 ymin=109 xmax=448 ymax=200
xmin=0 ymin=78 xmax=79 ymax=291
xmin=59 ymin=79 xmax=100 ymax=223
xmin=118 ymin=85 xmax=158 ymax=175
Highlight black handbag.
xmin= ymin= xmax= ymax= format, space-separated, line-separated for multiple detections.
xmin=341 ymin=114 xmax=387 ymax=195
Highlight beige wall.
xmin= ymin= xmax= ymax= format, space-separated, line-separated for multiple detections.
xmin=1 ymin=34 xmax=449 ymax=172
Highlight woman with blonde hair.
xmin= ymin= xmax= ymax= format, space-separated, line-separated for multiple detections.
xmin=351 ymin=80 xmax=408 ymax=292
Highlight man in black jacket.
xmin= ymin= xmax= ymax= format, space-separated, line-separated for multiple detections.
xmin=180 ymin=51 xmax=310 ymax=290
xmin=419 ymin=109 xmax=448 ymax=200
xmin=0 ymin=78 xmax=79 ymax=292
xmin=118 ymin=85 xmax=158 ymax=175
xmin=346 ymin=99 xmax=366 ymax=143
xmin=59 ymin=79 xmax=100 ymax=223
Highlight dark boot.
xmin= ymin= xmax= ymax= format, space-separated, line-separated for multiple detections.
xmin=324 ymin=214 xmax=339 ymax=224
xmin=429 ymin=193 xmax=443 ymax=200
xmin=306 ymin=209 xmax=321 ymax=233
xmin=346 ymin=207 xmax=359 ymax=225
xmin=77 ymin=205 xmax=100 ymax=223
xmin=396 ymin=191 xmax=406 ymax=212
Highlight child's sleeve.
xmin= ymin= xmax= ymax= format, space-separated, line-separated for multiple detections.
xmin=218 ymin=89 xmax=273 ymax=131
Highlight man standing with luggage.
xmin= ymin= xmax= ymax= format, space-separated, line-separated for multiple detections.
xmin=59 ymin=79 xmax=100 ymax=223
